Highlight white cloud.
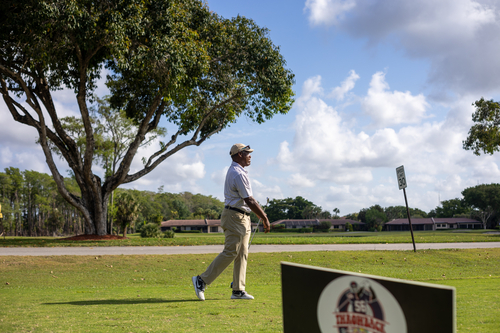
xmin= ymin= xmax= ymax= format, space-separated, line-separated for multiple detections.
xmin=0 ymin=103 xmax=40 ymax=148
xmin=328 ymin=70 xmax=360 ymax=101
xmin=304 ymin=0 xmax=500 ymax=95
xmin=251 ymin=179 xmax=283 ymax=204
xmin=0 ymin=147 xmax=13 ymax=165
xmin=211 ymin=166 xmax=229 ymax=186
xmin=362 ymin=72 xmax=430 ymax=127
xmin=288 ymin=173 xmax=316 ymax=188
xmin=304 ymin=0 xmax=356 ymax=26
xmin=273 ymin=73 xmax=500 ymax=213
xmin=300 ymin=75 xmax=324 ymax=101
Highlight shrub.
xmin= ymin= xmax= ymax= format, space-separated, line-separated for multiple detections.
xmin=271 ymin=227 xmax=313 ymax=233
xmin=271 ymin=228 xmax=295 ymax=233
xmin=316 ymin=221 xmax=332 ymax=231
xmin=162 ymin=230 xmax=175 ymax=238
xmin=140 ymin=223 xmax=162 ymax=238
xmin=272 ymin=224 xmax=285 ymax=230
xmin=135 ymin=222 xmax=146 ymax=233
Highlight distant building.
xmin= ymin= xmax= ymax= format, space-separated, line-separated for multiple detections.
xmin=160 ymin=219 xmax=222 ymax=233
xmin=384 ymin=217 xmax=482 ymax=231
xmin=271 ymin=219 xmax=365 ymax=231
xmin=160 ymin=219 xmax=261 ymax=233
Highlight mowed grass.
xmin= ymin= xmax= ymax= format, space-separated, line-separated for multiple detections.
xmin=1 ymin=249 xmax=499 ymax=332
xmin=1 ymin=230 xmax=499 ymax=247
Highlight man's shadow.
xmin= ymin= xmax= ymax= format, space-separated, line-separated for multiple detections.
xmin=44 ymin=298 xmax=219 ymax=306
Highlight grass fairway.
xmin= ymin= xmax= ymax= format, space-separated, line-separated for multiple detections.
xmin=1 ymin=249 xmax=499 ymax=332
xmin=1 ymin=230 xmax=499 ymax=247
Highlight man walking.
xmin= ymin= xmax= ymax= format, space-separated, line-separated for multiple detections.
xmin=192 ymin=143 xmax=270 ymax=301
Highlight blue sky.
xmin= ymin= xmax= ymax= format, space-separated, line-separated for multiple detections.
xmin=2 ymin=0 xmax=500 ymax=216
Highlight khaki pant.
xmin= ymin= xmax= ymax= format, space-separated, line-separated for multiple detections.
xmin=200 ymin=208 xmax=251 ymax=291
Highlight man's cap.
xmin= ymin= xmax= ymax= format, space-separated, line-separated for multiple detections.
xmin=230 ymin=144 xmax=254 ymax=156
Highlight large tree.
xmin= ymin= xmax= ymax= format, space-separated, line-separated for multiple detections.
xmin=265 ymin=196 xmax=318 ymax=222
xmin=0 ymin=0 xmax=294 ymax=235
xmin=463 ymin=98 xmax=500 ymax=155
xmin=462 ymin=184 xmax=500 ymax=229
xmin=384 ymin=205 xmax=428 ymax=220
xmin=428 ymin=198 xmax=471 ymax=218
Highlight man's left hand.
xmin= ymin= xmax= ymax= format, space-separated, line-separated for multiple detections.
xmin=262 ymin=217 xmax=270 ymax=233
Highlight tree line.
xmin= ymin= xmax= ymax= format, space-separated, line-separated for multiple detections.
xmin=344 ymin=184 xmax=500 ymax=230
xmin=0 ymin=167 xmax=223 ymax=236
xmin=2 ymin=166 xmax=499 ymax=236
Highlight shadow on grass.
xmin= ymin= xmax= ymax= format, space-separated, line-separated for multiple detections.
xmin=43 ymin=298 xmax=210 ymax=306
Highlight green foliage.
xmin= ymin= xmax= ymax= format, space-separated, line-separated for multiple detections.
xmin=134 ymin=220 xmax=146 ymax=234
xmin=462 ymin=184 xmax=500 ymax=228
xmin=314 ymin=221 xmax=332 ymax=232
xmin=114 ymin=191 xmax=140 ymax=236
xmin=344 ymin=212 xmax=358 ymax=221
xmin=345 ymin=222 xmax=353 ymax=231
xmin=170 ymin=199 xmax=191 ymax=220
xmin=365 ymin=207 xmax=387 ymax=231
xmin=271 ymin=227 xmax=313 ymax=233
xmin=140 ymin=223 xmax=162 ymax=238
xmin=265 ymin=196 xmax=318 ymax=221
xmin=271 ymin=224 xmax=285 ymax=230
xmin=0 ymin=166 xmax=225 ymax=236
xmin=429 ymin=198 xmax=471 ymax=218
xmin=384 ymin=206 xmax=428 ymax=220
xmin=162 ymin=230 xmax=175 ymax=238
xmin=463 ymin=98 xmax=500 ymax=155
xmin=0 ymin=168 xmax=83 ymax=236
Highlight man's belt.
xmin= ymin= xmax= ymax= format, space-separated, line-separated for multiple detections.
xmin=224 ymin=206 xmax=251 ymax=216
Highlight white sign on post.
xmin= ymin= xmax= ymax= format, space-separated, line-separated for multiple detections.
xmin=396 ymin=165 xmax=407 ymax=190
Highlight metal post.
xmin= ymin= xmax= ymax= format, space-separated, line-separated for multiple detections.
xmin=403 ymin=188 xmax=416 ymax=252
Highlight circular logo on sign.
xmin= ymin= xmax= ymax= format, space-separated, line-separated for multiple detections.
xmin=317 ymin=275 xmax=407 ymax=333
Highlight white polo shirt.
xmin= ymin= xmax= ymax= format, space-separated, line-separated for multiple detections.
xmin=224 ymin=161 xmax=253 ymax=213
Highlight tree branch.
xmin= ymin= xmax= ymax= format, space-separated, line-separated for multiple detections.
xmin=123 ymin=100 xmax=233 ymax=184
xmin=0 ymin=72 xmax=93 ymax=228
xmin=103 ymin=94 xmax=163 ymax=192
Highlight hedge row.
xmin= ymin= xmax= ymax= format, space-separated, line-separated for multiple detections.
xmin=271 ymin=228 xmax=313 ymax=233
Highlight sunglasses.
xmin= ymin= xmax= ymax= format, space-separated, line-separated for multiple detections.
xmin=238 ymin=145 xmax=252 ymax=155
xmin=240 ymin=145 xmax=251 ymax=152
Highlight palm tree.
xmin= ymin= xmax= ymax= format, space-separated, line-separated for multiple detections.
xmin=114 ymin=192 xmax=140 ymax=237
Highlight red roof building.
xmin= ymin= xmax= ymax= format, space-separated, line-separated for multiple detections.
xmin=271 ymin=219 xmax=365 ymax=231
xmin=160 ymin=219 xmax=222 ymax=233
xmin=385 ymin=217 xmax=481 ymax=231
